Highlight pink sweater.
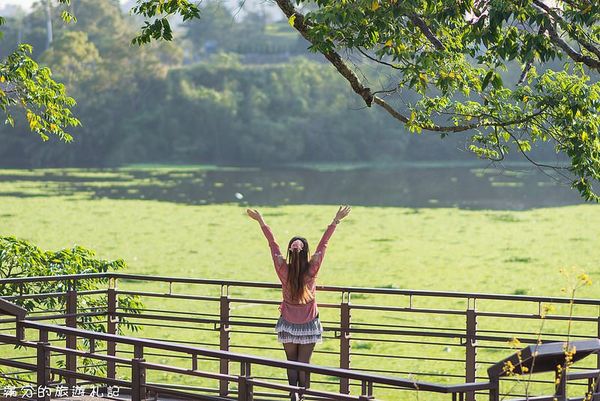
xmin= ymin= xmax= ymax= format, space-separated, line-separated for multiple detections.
xmin=260 ymin=222 xmax=337 ymax=324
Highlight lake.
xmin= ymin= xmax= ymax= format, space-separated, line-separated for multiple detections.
xmin=0 ymin=163 xmax=586 ymax=210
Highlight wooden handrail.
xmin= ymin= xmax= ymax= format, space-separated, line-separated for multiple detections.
xmin=0 ymin=297 xmax=27 ymax=320
xmin=17 ymin=319 xmax=491 ymax=394
xmin=0 ymin=272 xmax=599 ymax=306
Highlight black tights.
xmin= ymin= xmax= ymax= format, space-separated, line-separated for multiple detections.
xmin=283 ymin=343 xmax=316 ymax=398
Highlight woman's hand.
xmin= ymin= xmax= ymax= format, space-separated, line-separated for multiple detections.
xmin=246 ymin=208 xmax=264 ymax=223
xmin=334 ymin=205 xmax=351 ymax=223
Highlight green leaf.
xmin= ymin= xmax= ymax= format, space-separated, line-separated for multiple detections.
xmin=492 ymin=72 xmax=503 ymax=89
xmin=481 ymin=70 xmax=494 ymax=91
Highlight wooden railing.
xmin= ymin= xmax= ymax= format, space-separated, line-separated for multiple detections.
xmin=0 ymin=296 xmax=491 ymax=401
xmin=0 ymin=273 xmax=598 ymax=400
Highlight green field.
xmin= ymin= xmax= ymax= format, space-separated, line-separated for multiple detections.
xmin=1 ymin=181 xmax=598 ymax=297
xmin=1 ymin=169 xmax=599 ymax=399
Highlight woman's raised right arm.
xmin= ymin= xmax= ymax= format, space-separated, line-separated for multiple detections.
xmin=247 ymin=209 xmax=286 ymax=278
xmin=309 ymin=205 xmax=351 ymax=277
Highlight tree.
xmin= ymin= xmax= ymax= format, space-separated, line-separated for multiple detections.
xmin=41 ymin=30 xmax=101 ymax=86
xmin=182 ymin=0 xmax=236 ymax=57
xmin=0 ymin=0 xmax=79 ymax=142
xmin=0 ymin=235 xmax=143 ymax=384
xmin=44 ymin=0 xmax=53 ymax=51
xmin=1 ymin=0 xmax=600 ymax=200
xmin=126 ymin=0 xmax=600 ymax=201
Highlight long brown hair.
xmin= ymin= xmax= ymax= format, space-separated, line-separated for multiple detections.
xmin=286 ymin=236 xmax=312 ymax=303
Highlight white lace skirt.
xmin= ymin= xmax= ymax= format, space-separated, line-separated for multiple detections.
xmin=275 ymin=315 xmax=323 ymax=344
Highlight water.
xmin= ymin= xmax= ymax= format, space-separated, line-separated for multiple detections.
xmin=0 ymin=164 xmax=586 ymax=210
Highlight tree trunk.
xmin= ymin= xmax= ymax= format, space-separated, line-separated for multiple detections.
xmin=45 ymin=0 xmax=53 ymax=51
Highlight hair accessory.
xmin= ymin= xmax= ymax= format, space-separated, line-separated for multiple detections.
xmin=289 ymin=239 xmax=304 ymax=252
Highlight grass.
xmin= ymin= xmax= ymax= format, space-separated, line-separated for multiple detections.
xmin=1 ymin=196 xmax=598 ymax=295
xmin=0 ymin=171 xmax=599 ymax=399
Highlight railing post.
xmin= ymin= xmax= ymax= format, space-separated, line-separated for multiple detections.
xmin=597 ymin=314 xmax=600 ymax=370
xmin=554 ymin=368 xmax=567 ymax=401
xmin=359 ymin=380 xmax=374 ymax=400
xmin=220 ymin=286 xmax=231 ymax=397
xmin=592 ymin=315 xmax=599 ymax=401
xmin=16 ymin=319 xmax=25 ymax=342
xmin=489 ymin=377 xmax=500 ymax=401
xmin=237 ymin=362 xmax=253 ymax=401
xmin=131 ymin=344 xmax=146 ymax=401
xmin=65 ymin=283 xmax=77 ymax=388
xmin=107 ymin=278 xmax=118 ymax=380
xmin=340 ymin=292 xmax=351 ymax=394
xmin=36 ymin=330 xmax=51 ymax=401
xmin=465 ymin=305 xmax=478 ymax=401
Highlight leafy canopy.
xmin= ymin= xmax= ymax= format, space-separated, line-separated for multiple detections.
xmin=279 ymin=0 xmax=600 ymax=201
xmin=0 ymin=235 xmax=142 ymax=333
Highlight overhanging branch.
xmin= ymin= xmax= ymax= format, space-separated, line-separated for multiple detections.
xmin=407 ymin=14 xmax=446 ymax=51
xmin=275 ymin=0 xmax=549 ymax=134
xmin=530 ymin=1 xmax=600 ymax=71
xmin=532 ymin=0 xmax=600 ymax=61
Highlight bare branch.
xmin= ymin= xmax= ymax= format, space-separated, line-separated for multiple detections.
xmin=276 ymin=0 xmax=374 ymax=105
xmin=545 ymin=27 xmax=600 ymax=71
xmin=501 ymin=126 xmax=570 ymax=172
xmin=356 ymin=47 xmax=402 ymax=70
xmin=371 ymin=87 xmax=400 ymax=96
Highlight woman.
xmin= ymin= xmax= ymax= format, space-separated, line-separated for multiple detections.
xmin=246 ymin=205 xmax=351 ymax=401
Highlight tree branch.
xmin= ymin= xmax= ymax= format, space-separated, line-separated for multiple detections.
xmin=530 ymin=1 xmax=600 ymax=71
xmin=276 ymin=0 xmax=374 ymax=106
xmin=532 ymin=0 xmax=600 ymax=61
xmin=545 ymin=27 xmax=600 ymax=71
xmin=407 ymin=14 xmax=446 ymax=51
xmin=501 ymin=126 xmax=572 ymax=184
xmin=357 ymin=47 xmax=402 ymax=70
xmin=275 ymin=0 xmax=550 ymax=134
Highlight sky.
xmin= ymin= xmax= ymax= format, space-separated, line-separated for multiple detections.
xmin=0 ymin=0 xmax=283 ymax=21
xmin=1 ymin=0 xmax=67 ymax=10
xmin=2 ymin=0 xmax=126 ymax=10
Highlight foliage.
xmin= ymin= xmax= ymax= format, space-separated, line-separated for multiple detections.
xmin=0 ymin=1 xmax=79 ymax=142
xmin=0 ymin=42 xmax=79 ymax=142
xmin=131 ymin=0 xmax=200 ymax=45
xmin=275 ymin=0 xmax=600 ymax=201
xmin=2 ymin=0 xmax=600 ymax=199
xmin=161 ymin=57 xmax=408 ymax=164
xmin=0 ymin=235 xmax=143 ymax=382
xmin=3 ymin=1 xmax=407 ymax=166
xmin=0 ymin=235 xmax=142 ymax=332
xmin=40 ymin=31 xmax=101 ymax=85
xmin=182 ymin=1 xmax=307 ymax=58
xmin=123 ymin=0 xmax=600 ymax=200
xmin=0 ymin=50 xmax=409 ymax=166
